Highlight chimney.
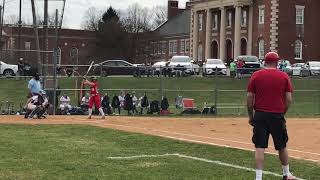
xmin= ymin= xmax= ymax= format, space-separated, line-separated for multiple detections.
xmin=168 ymin=0 xmax=179 ymax=19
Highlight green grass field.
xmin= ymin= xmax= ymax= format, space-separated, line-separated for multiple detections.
xmin=0 ymin=124 xmax=319 ymax=180
xmin=0 ymin=77 xmax=319 ymax=116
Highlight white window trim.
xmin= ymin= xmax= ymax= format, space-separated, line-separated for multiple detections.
xmin=295 ymin=5 xmax=305 ymax=25
xmin=185 ymin=39 xmax=190 ymax=53
xmin=180 ymin=39 xmax=185 ymax=55
xmin=173 ymin=40 xmax=178 ymax=55
xmin=294 ymin=40 xmax=303 ymax=60
xmin=199 ymin=14 xmax=203 ymax=31
xmin=259 ymin=5 xmax=265 ymax=25
xmin=212 ymin=14 xmax=218 ymax=30
xmin=258 ymin=39 xmax=265 ymax=59
xmin=169 ymin=40 xmax=174 ymax=55
xmin=162 ymin=41 xmax=166 ymax=55
xmin=241 ymin=10 xmax=247 ymax=27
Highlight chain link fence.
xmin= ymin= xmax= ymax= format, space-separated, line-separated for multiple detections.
xmin=0 ymin=65 xmax=319 ymax=116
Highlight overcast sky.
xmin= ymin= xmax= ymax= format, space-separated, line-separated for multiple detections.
xmin=3 ymin=0 xmax=188 ymax=29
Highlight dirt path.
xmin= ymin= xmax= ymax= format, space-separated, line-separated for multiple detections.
xmin=0 ymin=115 xmax=319 ymax=163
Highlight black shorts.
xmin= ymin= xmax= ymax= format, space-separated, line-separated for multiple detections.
xmin=252 ymin=111 xmax=288 ymax=150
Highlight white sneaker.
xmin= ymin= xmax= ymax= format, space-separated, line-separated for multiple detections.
xmin=101 ymin=115 xmax=105 ymax=119
xmin=283 ymin=174 xmax=296 ymax=180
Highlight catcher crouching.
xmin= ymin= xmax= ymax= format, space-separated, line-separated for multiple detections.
xmin=24 ymin=90 xmax=49 ymax=119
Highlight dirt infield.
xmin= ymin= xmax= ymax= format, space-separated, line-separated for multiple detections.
xmin=0 ymin=115 xmax=319 ymax=163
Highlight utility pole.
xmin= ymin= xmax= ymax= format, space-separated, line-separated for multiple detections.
xmin=31 ymin=0 xmax=42 ymax=76
xmin=18 ymin=0 xmax=22 ymax=58
xmin=0 ymin=6 xmax=2 ymax=59
xmin=43 ymin=0 xmax=48 ymax=86
xmin=53 ymin=9 xmax=59 ymax=115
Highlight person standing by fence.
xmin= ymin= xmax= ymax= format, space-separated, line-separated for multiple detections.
xmin=28 ymin=73 xmax=42 ymax=97
xmin=247 ymin=52 xmax=296 ymax=180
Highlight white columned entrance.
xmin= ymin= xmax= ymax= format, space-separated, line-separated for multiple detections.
xmin=192 ymin=11 xmax=199 ymax=62
xmin=234 ymin=5 xmax=241 ymax=59
xmin=205 ymin=9 xmax=212 ymax=60
xmin=219 ymin=7 xmax=226 ymax=60
xmin=247 ymin=5 xmax=253 ymax=55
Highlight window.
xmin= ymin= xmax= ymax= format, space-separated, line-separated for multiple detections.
xmin=296 ymin=6 xmax=304 ymax=25
xmin=162 ymin=41 xmax=166 ymax=55
xmin=227 ymin=12 xmax=232 ymax=27
xmin=212 ymin=14 xmax=218 ymax=30
xmin=241 ymin=10 xmax=247 ymax=26
xmin=173 ymin=40 xmax=178 ymax=55
xmin=259 ymin=6 xmax=265 ymax=24
xmin=158 ymin=42 xmax=161 ymax=55
xmin=294 ymin=40 xmax=303 ymax=60
xmin=258 ymin=39 xmax=265 ymax=59
xmin=199 ymin=14 xmax=203 ymax=31
xmin=169 ymin=41 xmax=174 ymax=55
xmin=180 ymin=39 xmax=185 ymax=54
xmin=198 ymin=45 xmax=203 ymax=61
xmin=54 ymin=47 xmax=62 ymax=65
xmin=25 ymin=42 xmax=31 ymax=50
xmin=185 ymin=39 xmax=190 ymax=53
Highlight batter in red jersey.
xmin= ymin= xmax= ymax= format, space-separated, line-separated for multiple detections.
xmin=83 ymin=77 xmax=105 ymax=119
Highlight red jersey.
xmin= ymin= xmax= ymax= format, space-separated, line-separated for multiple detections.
xmin=90 ymin=82 xmax=99 ymax=96
xmin=247 ymin=69 xmax=293 ymax=113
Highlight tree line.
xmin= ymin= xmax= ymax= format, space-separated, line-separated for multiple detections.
xmin=81 ymin=4 xmax=167 ymax=63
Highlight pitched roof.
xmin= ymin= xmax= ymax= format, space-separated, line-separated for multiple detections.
xmin=154 ymin=10 xmax=190 ymax=37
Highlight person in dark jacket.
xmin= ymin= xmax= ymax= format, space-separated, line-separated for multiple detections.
xmin=101 ymin=92 xmax=112 ymax=115
xmin=111 ymin=94 xmax=121 ymax=115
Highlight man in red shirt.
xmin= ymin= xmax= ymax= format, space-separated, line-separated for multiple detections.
xmin=83 ymin=77 xmax=105 ymax=119
xmin=247 ymin=52 xmax=295 ymax=180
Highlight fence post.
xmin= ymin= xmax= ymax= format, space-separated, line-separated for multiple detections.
xmin=159 ymin=66 xmax=164 ymax=101
xmin=100 ymin=63 xmax=103 ymax=77
xmin=214 ymin=67 xmax=218 ymax=115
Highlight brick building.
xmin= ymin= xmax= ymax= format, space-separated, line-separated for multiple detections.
xmin=189 ymin=0 xmax=320 ymax=63
xmin=147 ymin=1 xmax=191 ymax=62
xmin=1 ymin=26 xmax=96 ymax=67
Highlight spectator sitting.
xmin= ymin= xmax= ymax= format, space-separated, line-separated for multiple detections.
xmin=81 ymin=93 xmax=90 ymax=111
xmin=175 ymin=95 xmax=183 ymax=109
xmin=202 ymin=102 xmax=210 ymax=114
xmin=111 ymin=94 xmax=121 ymax=115
xmin=124 ymin=92 xmax=133 ymax=115
xmin=131 ymin=91 xmax=138 ymax=114
xmin=59 ymin=93 xmax=72 ymax=114
xmin=101 ymin=92 xmax=112 ymax=115
xmin=139 ymin=92 xmax=149 ymax=114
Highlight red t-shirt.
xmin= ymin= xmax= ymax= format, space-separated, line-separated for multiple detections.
xmin=90 ymin=82 xmax=99 ymax=95
xmin=247 ymin=69 xmax=293 ymax=113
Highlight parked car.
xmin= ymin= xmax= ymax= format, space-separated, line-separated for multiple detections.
xmin=0 ymin=61 xmax=18 ymax=77
xmin=93 ymin=60 xmax=144 ymax=77
xmin=202 ymin=59 xmax=227 ymax=76
xmin=152 ymin=61 xmax=170 ymax=76
xmin=236 ymin=56 xmax=261 ymax=74
xmin=292 ymin=63 xmax=308 ymax=76
xmin=306 ymin=61 xmax=320 ymax=76
xmin=278 ymin=60 xmax=293 ymax=75
xmin=169 ymin=56 xmax=200 ymax=75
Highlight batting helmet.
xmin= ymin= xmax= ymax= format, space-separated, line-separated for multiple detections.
xmin=40 ymin=90 xmax=46 ymax=95
xmin=265 ymin=52 xmax=280 ymax=62
xmin=91 ymin=76 xmax=97 ymax=81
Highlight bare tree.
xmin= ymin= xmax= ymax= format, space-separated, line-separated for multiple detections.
xmin=81 ymin=7 xmax=101 ymax=31
xmin=121 ymin=3 xmax=152 ymax=33
xmin=152 ymin=5 xmax=167 ymax=29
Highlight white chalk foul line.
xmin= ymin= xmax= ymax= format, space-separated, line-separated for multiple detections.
xmin=105 ymin=123 xmax=320 ymax=157
xmin=106 ymin=153 xmax=306 ymax=180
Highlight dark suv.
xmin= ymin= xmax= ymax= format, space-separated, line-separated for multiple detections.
xmin=237 ymin=56 xmax=261 ymax=74
xmin=93 ymin=60 xmax=144 ymax=77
